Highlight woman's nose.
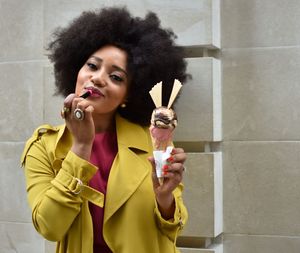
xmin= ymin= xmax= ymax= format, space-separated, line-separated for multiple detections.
xmin=90 ymin=70 xmax=106 ymax=87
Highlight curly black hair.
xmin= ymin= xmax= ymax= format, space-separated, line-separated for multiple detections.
xmin=48 ymin=6 xmax=188 ymax=126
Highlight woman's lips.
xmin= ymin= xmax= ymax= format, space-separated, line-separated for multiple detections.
xmin=84 ymin=86 xmax=104 ymax=98
xmin=80 ymin=90 xmax=92 ymax=98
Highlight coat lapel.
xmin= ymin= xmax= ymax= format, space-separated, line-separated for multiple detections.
xmin=50 ymin=115 xmax=153 ymax=223
xmin=104 ymin=115 xmax=152 ymax=223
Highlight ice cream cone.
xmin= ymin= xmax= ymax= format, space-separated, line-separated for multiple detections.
xmin=150 ymin=107 xmax=177 ymax=185
xmin=148 ymin=80 xmax=182 ymax=185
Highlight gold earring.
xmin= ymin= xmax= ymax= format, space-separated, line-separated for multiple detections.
xmin=120 ymin=103 xmax=126 ymax=108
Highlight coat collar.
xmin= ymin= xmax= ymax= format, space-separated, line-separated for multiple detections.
xmin=115 ymin=113 xmax=151 ymax=153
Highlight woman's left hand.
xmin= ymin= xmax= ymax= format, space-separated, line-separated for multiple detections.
xmin=148 ymin=147 xmax=186 ymax=219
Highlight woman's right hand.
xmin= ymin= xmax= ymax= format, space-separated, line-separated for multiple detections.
xmin=62 ymin=93 xmax=95 ymax=160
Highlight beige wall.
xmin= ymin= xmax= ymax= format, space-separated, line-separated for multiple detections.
xmin=1 ymin=0 xmax=300 ymax=252
xmin=222 ymin=0 xmax=300 ymax=252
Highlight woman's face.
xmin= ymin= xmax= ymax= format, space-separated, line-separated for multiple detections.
xmin=75 ymin=45 xmax=129 ymax=117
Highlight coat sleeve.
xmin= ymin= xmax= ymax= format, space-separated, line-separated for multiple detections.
xmin=21 ymin=128 xmax=98 ymax=241
xmin=154 ymin=183 xmax=188 ymax=242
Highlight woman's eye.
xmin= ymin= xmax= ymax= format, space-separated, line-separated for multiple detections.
xmin=110 ymin=74 xmax=123 ymax=82
xmin=87 ymin=62 xmax=97 ymax=70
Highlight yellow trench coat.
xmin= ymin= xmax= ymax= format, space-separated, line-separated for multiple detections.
xmin=21 ymin=114 xmax=188 ymax=253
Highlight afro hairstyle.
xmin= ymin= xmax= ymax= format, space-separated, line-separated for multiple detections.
xmin=47 ymin=6 xmax=188 ymax=126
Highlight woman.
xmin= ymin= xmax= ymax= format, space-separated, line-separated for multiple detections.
xmin=21 ymin=6 xmax=188 ymax=253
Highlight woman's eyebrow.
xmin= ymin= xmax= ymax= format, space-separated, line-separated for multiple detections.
xmin=112 ymin=65 xmax=128 ymax=77
xmin=90 ymin=56 xmax=128 ymax=76
xmin=90 ymin=56 xmax=102 ymax=62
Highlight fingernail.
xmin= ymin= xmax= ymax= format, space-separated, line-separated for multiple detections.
xmin=163 ymin=165 xmax=168 ymax=175
xmin=167 ymin=156 xmax=174 ymax=163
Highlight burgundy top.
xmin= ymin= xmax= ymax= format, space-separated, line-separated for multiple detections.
xmin=89 ymin=131 xmax=117 ymax=253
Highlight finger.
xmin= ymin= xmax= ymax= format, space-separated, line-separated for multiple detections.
xmin=63 ymin=93 xmax=77 ymax=108
xmin=61 ymin=94 xmax=76 ymax=119
xmin=163 ymin=169 xmax=182 ymax=184
xmin=72 ymin=97 xmax=93 ymax=121
xmin=84 ymin=105 xmax=94 ymax=120
xmin=85 ymin=105 xmax=94 ymax=113
xmin=61 ymin=107 xmax=70 ymax=119
xmin=148 ymin=156 xmax=155 ymax=165
xmin=171 ymin=148 xmax=186 ymax=164
xmin=171 ymin=147 xmax=184 ymax=155
xmin=70 ymin=97 xmax=86 ymax=120
xmin=76 ymin=98 xmax=91 ymax=110
xmin=165 ymin=163 xmax=183 ymax=175
xmin=72 ymin=97 xmax=84 ymax=110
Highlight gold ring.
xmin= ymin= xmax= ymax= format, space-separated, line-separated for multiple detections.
xmin=61 ymin=107 xmax=70 ymax=119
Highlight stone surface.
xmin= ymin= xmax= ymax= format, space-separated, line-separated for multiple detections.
xmin=222 ymin=0 xmax=300 ymax=48
xmin=180 ymin=244 xmax=223 ymax=253
xmin=224 ymin=234 xmax=300 ymax=253
xmin=181 ymin=152 xmax=222 ymax=238
xmin=0 ymin=222 xmax=44 ymax=253
xmin=223 ymin=141 xmax=300 ymax=235
xmin=0 ymin=142 xmax=32 ymax=223
xmin=45 ymin=240 xmax=56 ymax=253
xmin=43 ymin=0 xmax=220 ymax=48
xmin=0 ymin=62 xmax=44 ymax=141
xmin=43 ymin=66 xmax=65 ymax=126
xmin=0 ymin=0 xmax=44 ymax=61
xmin=175 ymin=57 xmax=221 ymax=142
xmin=222 ymin=47 xmax=300 ymax=141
